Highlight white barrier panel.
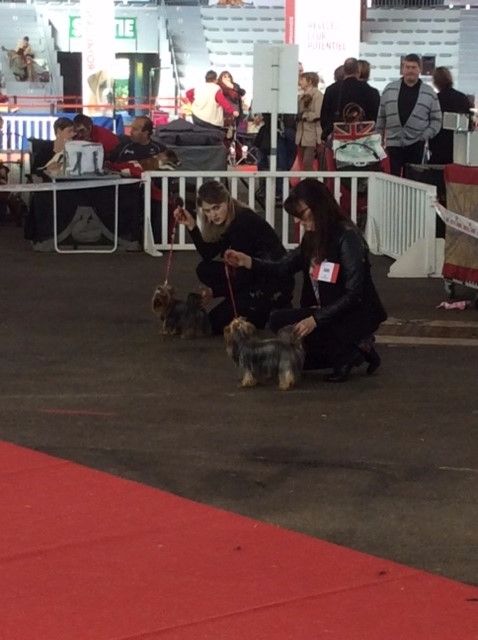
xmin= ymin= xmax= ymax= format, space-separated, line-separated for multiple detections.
xmin=365 ymin=173 xmax=439 ymax=277
xmin=142 ymin=170 xmax=441 ymax=278
xmin=0 ymin=115 xmax=57 ymax=150
xmin=141 ymin=170 xmax=367 ymax=256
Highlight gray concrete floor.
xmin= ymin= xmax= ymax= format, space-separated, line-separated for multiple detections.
xmin=1 ymin=226 xmax=477 ymax=586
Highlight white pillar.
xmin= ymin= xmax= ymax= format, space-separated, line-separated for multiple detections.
xmin=81 ymin=0 xmax=115 ymax=116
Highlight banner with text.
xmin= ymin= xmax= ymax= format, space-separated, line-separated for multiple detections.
xmin=81 ymin=0 xmax=115 ymax=116
xmin=285 ymin=0 xmax=361 ymax=86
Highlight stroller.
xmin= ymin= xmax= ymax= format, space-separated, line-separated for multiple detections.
xmin=325 ymin=104 xmax=389 ymax=227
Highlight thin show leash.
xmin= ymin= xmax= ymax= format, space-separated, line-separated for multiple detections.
xmin=224 ymin=262 xmax=238 ymax=318
xmin=163 ymin=196 xmax=183 ymax=285
xmin=163 ymin=219 xmax=178 ymax=285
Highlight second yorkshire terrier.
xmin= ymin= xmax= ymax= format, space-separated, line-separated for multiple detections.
xmin=137 ymin=149 xmax=180 ymax=172
xmin=224 ymin=317 xmax=304 ymax=391
xmin=152 ymin=284 xmax=211 ymax=338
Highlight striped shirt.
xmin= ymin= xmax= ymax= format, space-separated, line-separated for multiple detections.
xmin=376 ymin=79 xmax=442 ymax=148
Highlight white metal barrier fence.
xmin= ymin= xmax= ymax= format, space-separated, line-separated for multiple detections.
xmin=0 ymin=115 xmax=56 ymax=150
xmin=143 ymin=170 xmax=367 ymax=252
xmin=142 ymin=170 xmax=439 ymax=277
xmin=365 ymin=173 xmax=439 ymax=277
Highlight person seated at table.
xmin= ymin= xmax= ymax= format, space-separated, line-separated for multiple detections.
xmin=109 ymin=116 xmax=166 ymax=164
xmin=25 ymin=117 xmax=76 ymax=243
xmin=73 ymin=114 xmax=120 ymax=159
xmin=31 ymin=117 xmax=75 ymax=180
xmin=109 ymin=116 xmax=170 ymax=244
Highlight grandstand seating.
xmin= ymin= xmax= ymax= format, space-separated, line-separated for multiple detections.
xmin=0 ymin=3 xmax=63 ymax=107
xmin=199 ymin=4 xmax=474 ymax=97
xmin=201 ymin=4 xmax=284 ymax=95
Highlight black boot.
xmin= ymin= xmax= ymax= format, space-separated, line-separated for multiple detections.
xmin=324 ymin=351 xmax=365 ymax=383
xmin=363 ymin=346 xmax=381 ymax=375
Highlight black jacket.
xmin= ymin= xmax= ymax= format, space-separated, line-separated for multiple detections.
xmin=189 ymin=204 xmax=294 ymax=298
xmin=429 ymin=87 xmax=471 ymax=164
xmin=252 ymin=224 xmax=387 ymax=342
xmin=30 ymin=139 xmax=56 ymax=180
xmin=320 ymin=77 xmax=380 ymax=140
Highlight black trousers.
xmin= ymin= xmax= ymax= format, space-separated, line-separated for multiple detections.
xmin=197 ymin=260 xmax=289 ymax=335
xmin=269 ymin=307 xmax=361 ymax=371
xmin=387 ymin=141 xmax=425 ymax=177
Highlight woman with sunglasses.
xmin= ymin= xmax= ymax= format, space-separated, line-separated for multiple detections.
xmin=224 ymin=178 xmax=387 ymax=382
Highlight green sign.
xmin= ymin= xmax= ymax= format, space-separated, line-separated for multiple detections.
xmin=69 ymin=16 xmax=137 ymax=40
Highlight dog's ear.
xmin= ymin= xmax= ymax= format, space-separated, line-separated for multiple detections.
xmin=223 ymin=322 xmax=232 ymax=340
xmin=240 ymin=318 xmax=256 ymax=338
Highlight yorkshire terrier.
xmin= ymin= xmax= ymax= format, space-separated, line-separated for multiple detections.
xmin=138 ymin=149 xmax=180 ymax=172
xmin=224 ymin=317 xmax=304 ymax=391
xmin=151 ymin=284 xmax=211 ymax=338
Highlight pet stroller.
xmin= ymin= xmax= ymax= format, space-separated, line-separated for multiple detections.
xmin=325 ymin=117 xmax=389 ymax=227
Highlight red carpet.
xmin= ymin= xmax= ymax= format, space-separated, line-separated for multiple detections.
xmin=0 ymin=441 xmax=476 ymax=639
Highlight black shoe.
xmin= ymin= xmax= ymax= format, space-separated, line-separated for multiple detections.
xmin=324 ymin=352 xmax=364 ymax=383
xmin=363 ymin=346 xmax=381 ymax=375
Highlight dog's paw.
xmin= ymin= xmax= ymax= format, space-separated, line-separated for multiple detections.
xmin=240 ymin=371 xmax=258 ymax=388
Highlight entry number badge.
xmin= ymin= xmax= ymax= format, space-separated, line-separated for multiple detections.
xmin=310 ymin=260 xmax=340 ymax=283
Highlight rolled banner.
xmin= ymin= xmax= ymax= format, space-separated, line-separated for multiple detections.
xmin=434 ymin=202 xmax=478 ymax=240
xmin=81 ymin=0 xmax=115 ymax=116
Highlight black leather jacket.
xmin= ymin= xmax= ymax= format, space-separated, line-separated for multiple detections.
xmin=252 ymin=223 xmax=387 ymax=339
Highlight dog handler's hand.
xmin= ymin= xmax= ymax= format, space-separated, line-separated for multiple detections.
xmin=224 ymin=249 xmax=252 ymax=269
xmin=294 ymin=316 xmax=317 ymax=338
xmin=173 ymin=206 xmax=196 ymax=231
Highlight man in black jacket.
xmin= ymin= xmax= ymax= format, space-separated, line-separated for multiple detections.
xmin=320 ymin=57 xmax=380 ymax=140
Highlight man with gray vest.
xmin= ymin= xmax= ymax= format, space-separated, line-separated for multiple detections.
xmin=186 ymin=70 xmax=238 ymax=130
xmin=376 ymin=54 xmax=442 ymax=176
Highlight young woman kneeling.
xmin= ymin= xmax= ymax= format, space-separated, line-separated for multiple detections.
xmin=224 ymin=178 xmax=387 ymax=382
xmin=173 ymin=180 xmax=294 ymax=334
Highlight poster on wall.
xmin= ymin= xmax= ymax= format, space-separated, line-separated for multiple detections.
xmin=285 ymin=0 xmax=361 ymax=86
xmin=80 ymin=0 xmax=115 ymax=115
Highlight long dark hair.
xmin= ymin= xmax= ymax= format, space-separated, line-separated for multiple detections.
xmin=284 ymin=178 xmax=347 ymax=261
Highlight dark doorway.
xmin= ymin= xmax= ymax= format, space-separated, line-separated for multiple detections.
xmin=57 ymin=52 xmax=82 ymax=112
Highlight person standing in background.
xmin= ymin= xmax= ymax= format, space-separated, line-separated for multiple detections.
xmin=296 ymin=72 xmax=323 ymax=170
xmin=429 ymin=67 xmax=472 ymax=165
xmin=186 ymin=70 xmax=238 ymax=130
xmin=320 ymin=58 xmax=379 ymax=141
xmin=217 ymin=71 xmax=246 ymax=129
xmin=357 ymin=59 xmax=380 ymax=122
xmin=376 ymin=53 xmax=442 ymax=176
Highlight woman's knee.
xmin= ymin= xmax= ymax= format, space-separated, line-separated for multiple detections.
xmin=269 ymin=309 xmax=292 ymax=333
xmin=196 ymin=260 xmax=216 ymax=285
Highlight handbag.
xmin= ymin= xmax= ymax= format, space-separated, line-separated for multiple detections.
xmin=64 ymin=141 xmax=104 ymax=176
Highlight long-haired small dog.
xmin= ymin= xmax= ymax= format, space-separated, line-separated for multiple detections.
xmin=224 ymin=317 xmax=304 ymax=391
xmin=138 ymin=149 xmax=180 ymax=172
xmin=152 ymin=284 xmax=211 ymax=338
